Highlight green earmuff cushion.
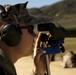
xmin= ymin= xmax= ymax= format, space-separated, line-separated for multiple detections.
xmin=1 ymin=24 xmax=21 ymax=46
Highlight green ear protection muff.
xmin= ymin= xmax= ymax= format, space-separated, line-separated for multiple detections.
xmin=1 ymin=24 xmax=22 ymax=46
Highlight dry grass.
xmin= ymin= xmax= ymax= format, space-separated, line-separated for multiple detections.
xmin=64 ymin=38 xmax=76 ymax=53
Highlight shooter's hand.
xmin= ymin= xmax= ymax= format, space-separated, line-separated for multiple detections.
xmin=33 ymin=32 xmax=52 ymax=75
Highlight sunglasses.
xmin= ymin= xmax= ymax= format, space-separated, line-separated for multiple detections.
xmin=19 ymin=25 xmax=39 ymax=35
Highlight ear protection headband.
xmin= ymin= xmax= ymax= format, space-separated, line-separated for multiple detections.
xmin=1 ymin=24 xmax=22 ymax=46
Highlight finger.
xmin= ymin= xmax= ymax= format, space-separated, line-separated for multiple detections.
xmin=48 ymin=54 xmax=52 ymax=62
xmin=40 ymin=42 xmax=43 ymax=48
xmin=47 ymin=33 xmax=52 ymax=47
xmin=33 ymin=32 xmax=43 ymax=57
xmin=36 ymin=32 xmax=42 ymax=48
xmin=47 ymin=33 xmax=51 ymax=38
xmin=35 ymin=49 xmax=44 ymax=61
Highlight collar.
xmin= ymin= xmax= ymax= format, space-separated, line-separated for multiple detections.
xmin=0 ymin=48 xmax=17 ymax=75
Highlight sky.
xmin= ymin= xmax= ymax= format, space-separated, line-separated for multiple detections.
xmin=0 ymin=0 xmax=61 ymax=8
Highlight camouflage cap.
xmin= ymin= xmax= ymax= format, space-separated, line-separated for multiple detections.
xmin=2 ymin=2 xmax=42 ymax=25
xmin=2 ymin=2 xmax=28 ymax=21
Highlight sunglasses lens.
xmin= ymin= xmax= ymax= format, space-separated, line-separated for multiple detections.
xmin=27 ymin=25 xmax=34 ymax=34
xmin=28 ymin=25 xmax=34 ymax=31
xmin=20 ymin=25 xmax=35 ymax=35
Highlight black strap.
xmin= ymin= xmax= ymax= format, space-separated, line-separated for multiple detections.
xmin=0 ymin=67 xmax=14 ymax=75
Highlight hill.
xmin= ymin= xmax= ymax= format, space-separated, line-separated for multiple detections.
xmin=27 ymin=0 xmax=76 ymax=26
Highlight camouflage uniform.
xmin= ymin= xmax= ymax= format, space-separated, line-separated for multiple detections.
xmin=0 ymin=48 xmax=17 ymax=75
